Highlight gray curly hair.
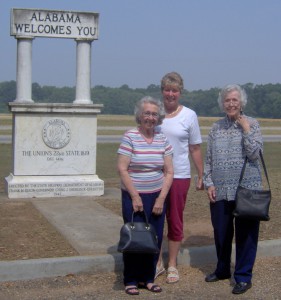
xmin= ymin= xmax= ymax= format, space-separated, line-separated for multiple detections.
xmin=218 ymin=84 xmax=248 ymax=112
xmin=134 ymin=96 xmax=165 ymax=125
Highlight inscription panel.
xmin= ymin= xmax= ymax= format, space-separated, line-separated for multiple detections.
xmin=5 ymin=173 xmax=104 ymax=198
xmin=13 ymin=114 xmax=97 ymax=176
xmin=8 ymin=181 xmax=104 ymax=197
xmin=11 ymin=8 xmax=99 ymax=39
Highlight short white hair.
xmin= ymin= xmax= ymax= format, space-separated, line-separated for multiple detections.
xmin=134 ymin=96 xmax=165 ymax=125
xmin=218 ymin=84 xmax=247 ymax=112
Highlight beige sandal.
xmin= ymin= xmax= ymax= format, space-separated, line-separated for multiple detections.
xmin=166 ymin=266 xmax=179 ymax=284
xmin=155 ymin=262 xmax=165 ymax=279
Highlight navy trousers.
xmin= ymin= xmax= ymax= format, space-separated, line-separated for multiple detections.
xmin=210 ymin=200 xmax=260 ymax=283
xmin=121 ymin=190 xmax=166 ymax=286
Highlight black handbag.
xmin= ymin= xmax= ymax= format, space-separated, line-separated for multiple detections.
xmin=233 ymin=150 xmax=271 ymax=221
xmin=117 ymin=211 xmax=159 ymax=254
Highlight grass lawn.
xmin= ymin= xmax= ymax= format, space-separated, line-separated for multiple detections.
xmin=2 ymin=114 xmax=281 ymax=127
xmin=1 ymin=114 xmax=280 ymax=190
xmin=1 ymin=142 xmax=280 ymax=191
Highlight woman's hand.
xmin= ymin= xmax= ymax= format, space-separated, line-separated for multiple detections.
xmin=207 ymin=186 xmax=216 ymax=203
xmin=196 ymin=176 xmax=204 ymax=190
xmin=235 ymin=115 xmax=250 ymax=134
xmin=152 ymin=198 xmax=164 ymax=215
xmin=131 ymin=194 xmax=143 ymax=212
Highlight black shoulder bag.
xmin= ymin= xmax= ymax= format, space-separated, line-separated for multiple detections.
xmin=233 ymin=150 xmax=271 ymax=221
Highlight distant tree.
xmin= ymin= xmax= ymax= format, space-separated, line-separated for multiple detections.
xmin=147 ymin=84 xmax=159 ymax=93
xmin=0 ymin=81 xmax=16 ymax=102
xmin=0 ymin=81 xmax=16 ymax=113
xmin=1 ymin=81 xmax=281 ymax=118
xmin=120 ymin=84 xmax=130 ymax=90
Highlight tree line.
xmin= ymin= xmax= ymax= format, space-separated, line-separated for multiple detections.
xmin=1 ymin=81 xmax=281 ymax=118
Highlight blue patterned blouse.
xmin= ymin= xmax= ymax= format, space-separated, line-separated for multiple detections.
xmin=203 ymin=115 xmax=263 ymax=202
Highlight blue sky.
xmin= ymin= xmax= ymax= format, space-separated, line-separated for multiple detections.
xmin=1 ymin=0 xmax=281 ymax=91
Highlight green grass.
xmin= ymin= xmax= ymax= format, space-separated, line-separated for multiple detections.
xmin=0 ymin=114 xmax=12 ymax=126
xmin=1 ymin=128 xmax=281 ymax=136
xmin=198 ymin=117 xmax=281 ymax=128
xmin=97 ymin=130 xmax=127 ymax=135
xmin=97 ymin=115 xmax=136 ymax=127
xmin=1 ymin=114 xmax=281 ymax=191
xmin=2 ymin=114 xmax=281 ymax=128
xmin=96 ymin=143 xmax=119 ymax=182
xmin=2 ymin=114 xmax=281 ymax=137
xmin=200 ymin=129 xmax=281 ymax=136
xmin=2 ymin=142 xmax=280 ymax=192
xmin=0 ymin=130 xmax=12 ymax=135
xmin=74 ymin=115 xmax=281 ymax=129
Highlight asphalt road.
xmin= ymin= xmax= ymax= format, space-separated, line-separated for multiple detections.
xmin=1 ymin=135 xmax=281 ymax=144
xmin=1 ymin=126 xmax=281 ymax=143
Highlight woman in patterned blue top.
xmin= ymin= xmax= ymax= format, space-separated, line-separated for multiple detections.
xmin=203 ymin=84 xmax=263 ymax=295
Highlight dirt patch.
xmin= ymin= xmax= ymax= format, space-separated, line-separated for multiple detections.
xmin=0 ymin=201 xmax=78 ymax=260
xmin=96 ymin=173 xmax=281 ymax=247
xmin=0 ymin=171 xmax=280 ymax=261
xmin=0 ymin=257 xmax=281 ymax=299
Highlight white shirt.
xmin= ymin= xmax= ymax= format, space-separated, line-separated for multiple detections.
xmin=157 ymin=106 xmax=202 ymax=178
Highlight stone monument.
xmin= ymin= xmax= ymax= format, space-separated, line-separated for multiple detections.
xmin=5 ymin=8 xmax=104 ymax=198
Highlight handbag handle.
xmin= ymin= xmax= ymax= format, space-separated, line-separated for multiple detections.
xmin=238 ymin=149 xmax=270 ymax=189
xmin=130 ymin=211 xmax=150 ymax=229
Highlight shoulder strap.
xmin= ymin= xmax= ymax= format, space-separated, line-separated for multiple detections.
xmin=238 ymin=149 xmax=270 ymax=189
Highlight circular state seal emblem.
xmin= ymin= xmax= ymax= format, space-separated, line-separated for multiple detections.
xmin=42 ymin=119 xmax=71 ymax=149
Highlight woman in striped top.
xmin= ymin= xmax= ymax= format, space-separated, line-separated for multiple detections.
xmin=117 ymin=96 xmax=174 ymax=295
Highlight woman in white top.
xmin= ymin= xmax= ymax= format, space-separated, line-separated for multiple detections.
xmin=156 ymin=72 xmax=204 ymax=283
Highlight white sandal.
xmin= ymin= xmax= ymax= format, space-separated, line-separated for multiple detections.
xmin=155 ymin=262 xmax=165 ymax=279
xmin=166 ymin=266 xmax=179 ymax=284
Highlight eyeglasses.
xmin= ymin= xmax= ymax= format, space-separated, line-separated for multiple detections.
xmin=224 ymin=98 xmax=240 ymax=106
xmin=142 ymin=111 xmax=159 ymax=118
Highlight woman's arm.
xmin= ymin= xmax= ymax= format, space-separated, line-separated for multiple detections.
xmin=117 ymin=154 xmax=143 ymax=212
xmin=239 ymin=117 xmax=263 ymax=160
xmin=152 ymin=154 xmax=174 ymax=215
xmin=203 ymin=131 xmax=215 ymax=194
xmin=189 ymin=144 xmax=204 ymax=190
xmin=207 ymin=186 xmax=216 ymax=203
xmin=204 ymin=135 xmax=216 ymax=203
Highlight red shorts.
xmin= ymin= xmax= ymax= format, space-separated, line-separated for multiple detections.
xmin=166 ymin=178 xmax=190 ymax=241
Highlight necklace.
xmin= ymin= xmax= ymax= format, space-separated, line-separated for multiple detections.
xmin=166 ymin=105 xmax=181 ymax=116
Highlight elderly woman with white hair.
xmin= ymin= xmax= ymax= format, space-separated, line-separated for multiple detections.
xmin=203 ymin=84 xmax=263 ymax=295
xmin=117 ymin=96 xmax=174 ymax=295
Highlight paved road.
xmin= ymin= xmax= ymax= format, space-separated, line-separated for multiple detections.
xmin=1 ymin=135 xmax=281 ymax=143
xmin=1 ymin=126 xmax=281 ymax=143
xmin=97 ymin=126 xmax=281 ymax=130
xmin=1 ymin=134 xmax=281 ymax=144
xmin=97 ymin=126 xmax=281 ymax=142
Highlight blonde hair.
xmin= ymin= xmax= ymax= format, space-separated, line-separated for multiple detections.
xmin=161 ymin=72 xmax=184 ymax=93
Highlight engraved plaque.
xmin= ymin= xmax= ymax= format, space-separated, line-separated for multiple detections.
xmin=42 ymin=118 xmax=71 ymax=149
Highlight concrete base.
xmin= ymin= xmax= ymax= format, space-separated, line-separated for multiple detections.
xmin=5 ymin=174 xmax=104 ymax=199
